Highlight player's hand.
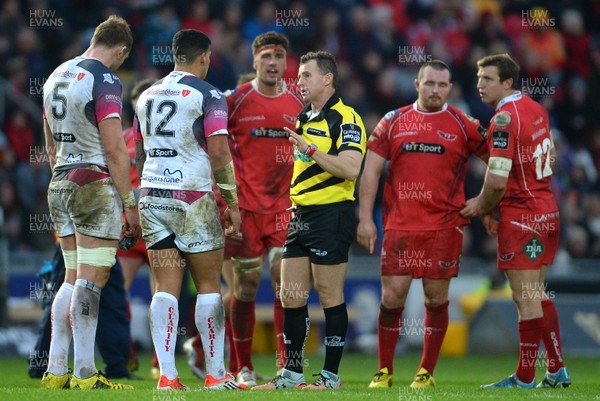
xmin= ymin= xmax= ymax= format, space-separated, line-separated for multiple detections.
xmin=224 ymin=204 xmax=241 ymax=237
xmin=460 ymin=197 xmax=482 ymax=218
xmin=123 ymin=208 xmax=142 ymax=239
xmin=482 ymin=213 xmax=499 ymax=237
xmin=284 ymin=127 xmax=309 ymax=154
xmin=357 ymin=219 xmax=377 ymax=254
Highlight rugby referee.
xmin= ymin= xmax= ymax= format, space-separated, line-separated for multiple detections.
xmin=253 ymin=51 xmax=366 ymax=391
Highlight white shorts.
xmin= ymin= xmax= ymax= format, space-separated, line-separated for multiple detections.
xmin=48 ymin=165 xmax=122 ymax=240
xmin=139 ymin=188 xmax=224 ymax=253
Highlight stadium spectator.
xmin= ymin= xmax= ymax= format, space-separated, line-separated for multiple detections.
xmin=134 ymin=29 xmax=242 ymax=391
xmin=41 ymin=15 xmax=139 ymax=390
xmin=357 ymin=60 xmax=488 ymax=389
xmin=253 ymin=51 xmax=366 ymax=391
xmin=461 ymin=53 xmax=570 ymax=389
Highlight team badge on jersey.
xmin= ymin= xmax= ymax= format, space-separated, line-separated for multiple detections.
xmin=492 ymin=131 xmax=509 ymax=149
xmin=437 ymin=130 xmax=457 ymax=141
xmin=493 ymin=111 xmax=511 ymax=127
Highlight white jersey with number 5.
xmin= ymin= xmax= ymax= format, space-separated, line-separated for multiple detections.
xmin=134 ymin=71 xmax=228 ymax=192
xmin=43 ymin=56 xmax=123 ymax=170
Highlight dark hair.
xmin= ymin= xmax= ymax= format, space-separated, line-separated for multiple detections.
xmin=252 ymin=31 xmax=289 ymax=55
xmin=477 ymin=53 xmax=520 ymax=89
xmin=299 ymin=51 xmax=338 ymax=88
xmin=172 ymin=29 xmax=211 ymax=65
xmin=130 ymin=78 xmax=155 ymax=103
xmin=91 ymin=15 xmax=133 ymax=52
xmin=417 ymin=59 xmax=451 ymax=81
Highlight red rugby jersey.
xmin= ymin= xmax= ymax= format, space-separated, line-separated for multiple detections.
xmin=487 ymin=92 xmax=557 ymax=220
xmin=227 ymin=80 xmax=304 ymax=213
xmin=368 ymin=102 xmax=488 ymax=231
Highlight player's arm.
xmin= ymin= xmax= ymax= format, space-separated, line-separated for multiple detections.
xmin=460 ymin=156 xmax=510 ymax=217
xmin=207 ymin=133 xmax=240 ymax=236
xmin=43 ymin=119 xmax=56 ymax=171
xmin=99 ymin=117 xmax=141 ymax=237
xmin=284 ymin=126 xmax=362 ymax=180
xmin=357 ymin=150 xmax=386 ymax=254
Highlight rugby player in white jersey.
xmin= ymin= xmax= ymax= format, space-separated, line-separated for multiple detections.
xmin=134 ymin=29 xmax=243 ymax=391
xmin=41 ymin=15 xmax=141 ymax=390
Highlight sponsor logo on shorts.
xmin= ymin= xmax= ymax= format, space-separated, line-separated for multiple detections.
xmin=438 ymin=260 xmax=457 ymax=269
xmin=148 ymin=148 xmax=178 ymax=158
xmin=340 ymin=123 xmax=363 ymax=145
xmin=49 ymin=187 xmax=73 ymax=194
xmin=188 ymin=241 xmax=206 ymax=248
xmin=53 ymin=132 xmax=76 ymax=142
xmin=522 ymin=238 xmax=544 ymax=261
xmin=138 ymin=202 xmax=185 ymax=213
xmin=310 ymin=248 xmax=328 ymax=257
xmin=499 ymin=252 xmax=515 ymax=262
xmin=402 ymin=142 xmax=445 ymax=154
xmin=250 ymin=128 xmax=289 ymax=138
xmin=492 ymin=131 xmax=509 ymax=149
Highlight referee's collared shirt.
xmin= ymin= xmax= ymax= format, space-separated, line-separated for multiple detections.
xmin=290 ymin=94 xmax=366 ymax=206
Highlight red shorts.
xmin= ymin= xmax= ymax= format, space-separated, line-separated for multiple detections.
xmin=381 ymin=227 xmax=463 ymax=278
xmin=225 ymin=209 xmax=290 ymax=258
xmin=497 ymin=212 xmax=559 ymax=269
xmin=116 ymin=237 xmax=150 ymax=265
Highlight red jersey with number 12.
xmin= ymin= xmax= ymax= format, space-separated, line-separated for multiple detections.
xmin=368 ymin=103 xmax=488 ymax=231
xmin=227 ymin=80 xmax=303 ymax=213
xmin=488 ymin=92 xmax=557 ymax=220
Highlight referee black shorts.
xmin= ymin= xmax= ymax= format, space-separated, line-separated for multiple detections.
xmin=282 ymin=200 xmax=355 ymax=265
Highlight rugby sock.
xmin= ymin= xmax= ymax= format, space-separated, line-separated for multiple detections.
xmin=273 ymin=297 xmax=286 ymax=370
xmin=196 ymin=293 xmax=226 ymax=379
xmin=47 ymin=282 xmax=73 ymax=376
xmin=225 ymin=316 xmax=238 ymax=373
xmin=231 ymin=296 xmax=255 ymax=370
xmin=515 ymin=317 xmax=545 ymax=383
xmin=541 ymin=299 xmax=565 ymax=373
xmin=419 ymin=301 xmax=449 ymax=375
xmin=323 ymin=303 xmax=348 ymax=375
xmin=71 ymin=279 xmax=101 ymax=379
xmin=283 ymin=305 xmax=309 ymax=374
xmin=149 ymin=291 xmax=179 ymax=380
xmin=378 ymin=304 xmax=403 ymax=374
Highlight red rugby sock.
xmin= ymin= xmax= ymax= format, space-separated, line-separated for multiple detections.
xmin=377 ymin=304 xmax=403 ymax=374
xmin=541 ymin=299 xmax=564 ymax=373
xmin=231 ymin=296 xmax=255 ymax=370
xmin=515 ymin=317 xmax=545 ymax=384
xmin=419 ymin=301 xmax=449 ymax=375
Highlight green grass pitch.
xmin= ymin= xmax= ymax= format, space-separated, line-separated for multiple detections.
xmin=3 ymin=353 xmax=599 ymax=401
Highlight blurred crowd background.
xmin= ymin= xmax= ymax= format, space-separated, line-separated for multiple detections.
xmin=1 ymin=0 xmax=600 ymax=267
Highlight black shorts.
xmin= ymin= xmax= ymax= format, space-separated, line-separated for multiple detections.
xmin=282 ymin=201 xmax=355 ymax=265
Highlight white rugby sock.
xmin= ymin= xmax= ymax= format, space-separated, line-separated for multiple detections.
xmin=195 ymin=293 xmax=226 ymax=378
xmin=47 ymin=282 xmax=73 ymax=376
xmin=71 ymin=279 xmax=101 ymax=379
xmin=150 ymin=292 xmax=179 ymax=380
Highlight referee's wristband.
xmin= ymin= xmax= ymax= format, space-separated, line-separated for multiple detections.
xmin=304 ymin=144 xmax=317 ymax=157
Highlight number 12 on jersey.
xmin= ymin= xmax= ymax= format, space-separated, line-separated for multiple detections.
xmin=145 ymin=99 xmax=177 ymax=137
xmin=532 ymin=138 xmax=553 ymax=180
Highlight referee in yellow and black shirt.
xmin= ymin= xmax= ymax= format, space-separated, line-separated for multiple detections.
xmin=253 ymin=51 xmax=365 ymax=391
